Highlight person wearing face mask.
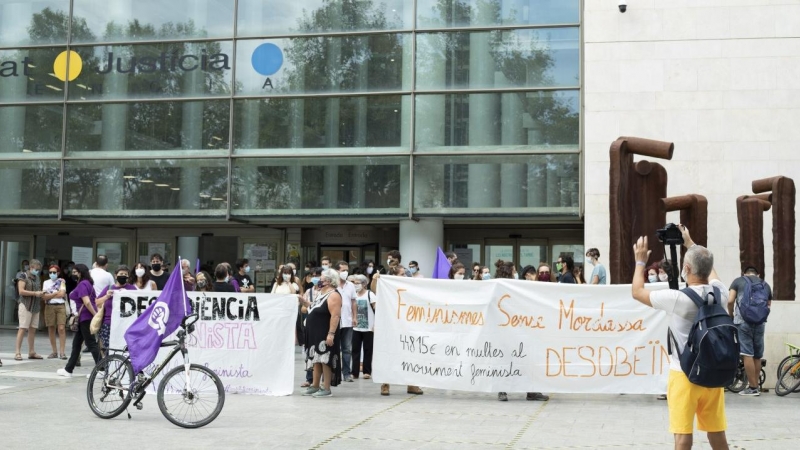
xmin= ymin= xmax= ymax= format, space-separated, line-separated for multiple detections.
xmin=234 ymin=258 xmax=255 ymax=293
xmin=535 ymin=264 xmax=555 ymax=282
xmin=585 ymin=248 xmax=607 ymax=285
xmin=334 ymin=261 xmax=358 ymax=382
xmin=320 ymin=256 xmax=332 ymax=272
xmin=286 ymin=263 xmax=302 ymax=286
xmin=272 ymin=266 xmax=300 ymax=295
xmin=194 ymin=271 xmax=213 ymax=292
xmin=299 ymin=268 xmax=343 ymax=397
xmin=302 ymin=261 xmax=317 ymax=291
xmin=351 ymin=274 xmax=375 ymax=380
xmin=14 ymin=259 xmax=45 ymax=361
xmin=556 ymin=255 xmax=576 ymax=284
xmin=43 ymin=265 xmax=68 ymax=360
xmin=148 ymin=254 xmax=169 ymax=290
xmin=448 ymin=263 xmax=467 ymax=280
xmin=212 ymin=264 xmax=236 ymax=292
xmin=407 ymin=261 xmax=424 ymax=278
xmin=298 ymin=267 xmax=323 ymax=387
xmin=479 ymin=266 xmax=492 ymax=280
xmin=130 ymin=263 xmax=158 ymax=290
xmin=361 ymin=260 xmax=376 ymax=283
xmin=57 ymin=264 xmax=101 ymax=377
xmin=95 ymin=265 xmax=136 ymax=355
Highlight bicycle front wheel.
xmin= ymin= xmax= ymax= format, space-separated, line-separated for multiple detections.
xmin=775 ymin=354 xmax=800 ymax=396
xmin=157 ymin=364 xmax=225 ymax=428
xmin=87 ymin=354 xmax=134 ymax=419
xmin=727 ymin=367 xmax=746 ymax=393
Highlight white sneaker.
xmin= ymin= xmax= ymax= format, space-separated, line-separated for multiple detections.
xmin=56 ymin=368 xmax=72 ymax=378
xmin=87 ymin=371 xmax=105 ymax=379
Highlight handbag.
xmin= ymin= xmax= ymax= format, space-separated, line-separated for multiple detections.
xmin=90 ymin=303 xmax=104 ymax=335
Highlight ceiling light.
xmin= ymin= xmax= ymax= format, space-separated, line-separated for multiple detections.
xmin=170 ymin=187 xmax=180 ymax=191
xmin=140 ymin=179 xmax=153 ymax=183
xmin=46 ymin=84 xmax=63 ymax=91
xmin=123 ymin=175 xmax=136 ymax=179
xmin=211 ymin=197 xmax=224 ymax=201
xmin=155 ymin=183 xmax=169 ymax=187
xmin=22 ymin=149 xmax=33 ymax=153
xmin=211 ymin=136 xmax=223 ymax=141
xmin=199 ymin=193 xmax=211 ymax=198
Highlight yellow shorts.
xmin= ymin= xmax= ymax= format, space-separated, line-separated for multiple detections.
xmin=667 ymin=370 xmax=726 ymax=434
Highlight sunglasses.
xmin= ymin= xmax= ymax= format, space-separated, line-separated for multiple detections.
xmin=49 ymin=271 xmax=59 ymax=275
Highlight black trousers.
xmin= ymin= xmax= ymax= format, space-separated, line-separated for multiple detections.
xmin=351 ymin=330 xmax=374 ymax=377
xmin=65 ymin=320 xmax=102 ymax=373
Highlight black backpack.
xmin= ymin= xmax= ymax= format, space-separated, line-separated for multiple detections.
xmin=668 ymin=286 xmax=740 ymax=388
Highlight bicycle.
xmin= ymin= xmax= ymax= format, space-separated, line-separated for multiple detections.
xmin=726 ymin=358 xmax=766 ymax=393
xmin=85 ymin=313 xmax=225 ymax=428
xmin=775 ymin=342 xmax=800 ymax=397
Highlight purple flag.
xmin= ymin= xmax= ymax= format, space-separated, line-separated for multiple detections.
xmin=195 ymin=258 xmax=201 ymax=275
xmin=432 ymin=247 xmax=452 ymax=279
xmin=124 ymin=257 xmax=192 ymax=374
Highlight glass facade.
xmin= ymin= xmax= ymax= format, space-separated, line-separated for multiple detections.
xmin=0 ymin=0 xmax=580 ymax=219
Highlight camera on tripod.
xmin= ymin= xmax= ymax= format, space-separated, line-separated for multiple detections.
xmin=656 ymin=223 xmax=684 ymax=246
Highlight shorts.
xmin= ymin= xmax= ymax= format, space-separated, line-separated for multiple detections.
xmin=18 ymin=303 xmax=40 ymax=329
xmin=667 ymin=370 xmax=726 ymax=434
xmin=737 ymin=322 xmax=765 ymax=359
xmin=45 ymin=304 xmax=67 ymax=327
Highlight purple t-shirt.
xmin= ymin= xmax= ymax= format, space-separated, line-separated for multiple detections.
xmin=98 ymin=284 xmax=137 ymax=324
xmin=230 ymin=278 xmax=241 ymax=292
xmin=70 ymin=279 xmax=97 ymax=323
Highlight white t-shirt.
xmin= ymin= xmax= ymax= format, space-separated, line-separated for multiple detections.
xmin=337 ymin=280 xmax=357 ymax=328
xmin=354 ymin=290 xmax=375 ymax=332
xmin=273 ymin=282 xmax=299 ymax=295
xmin=43 ymin=279 xmax=66 ymax=304
xmin=90 ymin=267 xmax=115 ymax=296
xmin=649 ymin=279 xmax=728 ymax=372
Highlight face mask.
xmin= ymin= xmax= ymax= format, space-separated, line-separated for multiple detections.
xmin=49 ymin=273 xmax=58 ymax=281
xmin=482 ymin=274 xmax=491 ymax=280
xmin=282 ymin=274 xmax=291 ymax=281
xmin=513 ymin=273 xmax=519 ymax=279
xmin=311 ymin=277 xmax=320 ymax=286
xmin=353 ymin=284 xmax=362 ymax=291
xmin=555 ymin=263 xmax=563 ymax=272
xmin=31 ymin=269 xmax=40 ymax=276
xmin=681 ymin=267 xmax=688 ymax=281
xmin=339 ymin=271 xmax=348 ymax=281
xmin=224 ymin=276 xmax=229 ymax=283
xmin=408 ymin=267 xmax=417 ymax=274
xmin=117 ymin=276 xmax=128 ymax=285
xmin=293 ymin=269 xmax=297 ymax=275
xmin=454 ymin=274 xmax=464 ymax=280
xmin=386 ymin=259 xmax=392 ymax=266
xmin=135 ymin=268 xmax=145 ymax=277
xmin=367 ymin=267 xmax=374 ymax=274
xmin=197 ymin=279 xmax=207 ymax=288
xmin=152 ymin=263 xmax=162 ymax=271
xmin=321 ymin=265 xmax=329 ymax=271
xmin=648 ymin=275 xmax=658 ymax=283
xmin=71 ymin=274 xmax=79 ymax=281
xmin=244 ymin=266 xmax=251 ymax=274
xmin=658 ymin=273 xmax=669 ymax=282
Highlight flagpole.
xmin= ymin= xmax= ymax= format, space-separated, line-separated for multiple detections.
xmin=179 ymin=256 xmax=187 ymax=317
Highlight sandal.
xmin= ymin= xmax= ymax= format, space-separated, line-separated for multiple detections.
xmin=300 ymin=382 xmax=311 ymax=388
xmin=14 ymin=353 xmax=22 ymax=361
xmin=60 ymin=354 xmax=67 ymax=360
xmin=47 ymin=353 xmax=58 ymax=359
xmin=28 ymin=353 xmax=43 ymax=360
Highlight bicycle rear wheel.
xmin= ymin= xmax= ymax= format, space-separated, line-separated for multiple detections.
xmin=727 ymin=367 xmax=746 ymax=393
xmin=775 ymin=355 xmax=800 ymax=396
xmin=157 ymin=364 xmax=225 ymax=428
xmin=87 ymin=354 xmax=134 ymax=419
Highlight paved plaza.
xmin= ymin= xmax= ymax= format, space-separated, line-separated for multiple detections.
xmin=0 ymin=330 xmax=797 ymax=450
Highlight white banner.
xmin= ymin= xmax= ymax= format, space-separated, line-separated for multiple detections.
xmin=111 ymin=291 xmax=297 ymax=396
xmin=373 ymin=277 xmax=672 ymax=394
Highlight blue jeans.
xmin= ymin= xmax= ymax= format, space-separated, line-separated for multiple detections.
xmin=737 ymin=321 xmax=765 ymax=359
xmin=340 ymin=327 xmax=353 ymax=378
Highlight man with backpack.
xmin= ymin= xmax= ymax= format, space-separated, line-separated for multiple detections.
xmin=631 ymin=225 xmax=734 ymax=450
xmin=728 ymin=265 xmax=772 ymax=396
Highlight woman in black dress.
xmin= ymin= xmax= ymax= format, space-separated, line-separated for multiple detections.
xmin=300 ymin=269 xmax=343 ymax=397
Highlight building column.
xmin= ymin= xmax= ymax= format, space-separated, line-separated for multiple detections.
xmin=499 ymin=75 xmax=526 ymax=208
xmin=177 ymin=237 xmax=199 ymax=272
xmin=399 ymin=218 xmax=444 ymax=278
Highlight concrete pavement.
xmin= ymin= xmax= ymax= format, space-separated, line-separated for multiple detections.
xmin=1 ymin=329 xmax=797 ymax=449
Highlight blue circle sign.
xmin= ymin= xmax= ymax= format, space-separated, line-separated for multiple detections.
xmin=251 ymin=43 xmax=284 ymax=76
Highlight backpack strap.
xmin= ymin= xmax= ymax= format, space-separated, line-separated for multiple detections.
xmin=367 ymin=291 xmax=375 ymax=312
xmin=680 ymin=286 xmax=721 ymax=308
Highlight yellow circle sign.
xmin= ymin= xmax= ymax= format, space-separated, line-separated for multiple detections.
xmin=53 ymin=50 xmax=83 ymax=82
